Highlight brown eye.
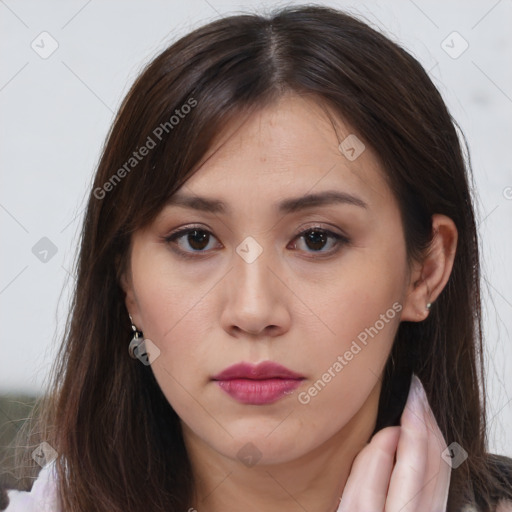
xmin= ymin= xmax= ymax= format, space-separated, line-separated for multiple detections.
xmin=290 ymin=228 xmax=349 ymax=256
xmin=303 ymin=229 xmax=329 ymax=251
xmin=165 ymin=227 xmax=220 ymax=255
xmin=183 ymin=229 xmax=210 ymax=251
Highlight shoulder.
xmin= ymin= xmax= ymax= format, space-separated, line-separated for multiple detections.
xmin=2 ymin=462 xmax=60 ymax=512
xmin=463 ymin=454 xmax=512 ymax=512
xmin=459 ymin=503 xmax=512 ymax=512
xmin=488 ymin=453 xmax=512 ymax=508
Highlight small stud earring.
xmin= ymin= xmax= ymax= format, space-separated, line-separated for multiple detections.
xmin=426 ymin=302 xmax=432 ymax=310
xmin=128 ymin=315 xmax=143 ymax=359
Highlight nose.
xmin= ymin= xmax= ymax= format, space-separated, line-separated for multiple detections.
xmin=220 ymin=243 xmax=291 ymax=339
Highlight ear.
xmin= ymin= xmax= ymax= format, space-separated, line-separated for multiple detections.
xmin=401 ymin=214 xmax=458 ymax=322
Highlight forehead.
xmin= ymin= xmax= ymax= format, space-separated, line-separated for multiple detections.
xmin=173 ymin=94 xmax=394 ymax=213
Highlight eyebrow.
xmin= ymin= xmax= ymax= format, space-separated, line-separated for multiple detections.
xmin=166 ymin=190 xmax=368 ymax=214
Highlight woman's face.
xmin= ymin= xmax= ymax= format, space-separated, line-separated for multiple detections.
xmin=123 ymin=94 xmax=421 ymax=466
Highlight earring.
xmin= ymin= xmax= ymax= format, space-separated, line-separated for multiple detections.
xmin=426 ymin=302 xmax=432 ymax=310
xmin=128 ymin=315 xmax=143 ymax=359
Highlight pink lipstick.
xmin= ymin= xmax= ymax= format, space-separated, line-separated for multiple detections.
xmin=212 ymin=361 xmax=305 ymax=405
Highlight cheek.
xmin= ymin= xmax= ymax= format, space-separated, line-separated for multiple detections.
xmin=135 ymin=280 xmax=215 ymax=437
xmin=135 ymin=280 xmax=212 ymax=377
xmin=304 ymin=245 xmax=406 ymax=355
xmin=295 ymin=234 xmax=406 ymax=408
xmin=297 ymin=304 xmax=401 ymax=407
xmin=290 ymin=290 xmax=402 ymax=451
xmin=129 ymin=249 xmax=209 ymax=381
xmin=131 ymin=241 xmax=211 ymax=342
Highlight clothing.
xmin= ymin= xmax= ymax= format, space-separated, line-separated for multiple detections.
xmin=4 ymin=462 xmax=60 ymax=512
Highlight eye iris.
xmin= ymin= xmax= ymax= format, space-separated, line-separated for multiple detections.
xmin=305 ymin=230 xmax=327 ymax=251
xmin=188 ymin=230 xmax=209 ymax=250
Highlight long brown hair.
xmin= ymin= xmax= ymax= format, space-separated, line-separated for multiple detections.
xmin=2 ymin=5 xmax=511 ymax=511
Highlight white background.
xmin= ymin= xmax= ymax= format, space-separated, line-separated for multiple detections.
xmin=1 ymin=0 xmax=511 ymax=456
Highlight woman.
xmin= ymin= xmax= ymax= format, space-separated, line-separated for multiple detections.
xmin=2 ymin=4 xmax=511 ymax=511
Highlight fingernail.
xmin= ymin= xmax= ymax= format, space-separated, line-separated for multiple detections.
xmin=406 ymin=373 xmax=429 ymax=419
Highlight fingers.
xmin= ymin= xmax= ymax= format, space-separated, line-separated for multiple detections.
xmin=386 ymin=374 xmax=428 ymax=511
xmin=338 ymin=426 xmax=400 ymax=512
xmin=421 ymin=391 xmax=451 ymax=512
xmin=338 ymin=375 xmax=452 ymax=512
xmin=386 ymin=374 xmax=451 ymax=512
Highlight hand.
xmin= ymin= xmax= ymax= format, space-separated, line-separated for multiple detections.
xmin=338 ymin=374 xmax=451 ymax=512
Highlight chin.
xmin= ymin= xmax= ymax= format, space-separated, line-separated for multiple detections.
xmin=209 ymin=422 xmax=313 ymax=466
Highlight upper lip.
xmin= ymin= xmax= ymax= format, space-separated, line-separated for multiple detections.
xmin=212 ymin=361 xmax=304 ymax=381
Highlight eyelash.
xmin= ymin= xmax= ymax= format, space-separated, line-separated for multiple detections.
xmin=163 ymin=225 xmax=350 ymax=260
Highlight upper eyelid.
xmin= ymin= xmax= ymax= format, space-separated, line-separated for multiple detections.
xmin=165 ymin=224 xmax=346 ymax=239
xmin=165 ymin=225 xmax=349 ymax=252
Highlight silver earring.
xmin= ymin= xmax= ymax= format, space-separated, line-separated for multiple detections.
xmin=128 ymin=315 xmax=143 ymax=359
xmin=426 ymin=302 xmax=432 ymax=310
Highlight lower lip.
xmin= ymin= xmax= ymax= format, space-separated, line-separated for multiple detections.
xmin=215 ymin=378 xmax=303 ymax=405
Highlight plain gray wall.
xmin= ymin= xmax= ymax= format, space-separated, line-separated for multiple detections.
xmin=1 ymin=0 xmax=511 ymax=456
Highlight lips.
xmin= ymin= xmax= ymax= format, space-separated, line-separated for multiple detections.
xmin=212 ymin=361 xmax=305 ymax=405
xmin=212 ymin=361 xmax=304 ymax=381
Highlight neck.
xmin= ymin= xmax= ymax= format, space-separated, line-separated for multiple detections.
xmin=183 ymin=384 xmax=381 ymax=512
